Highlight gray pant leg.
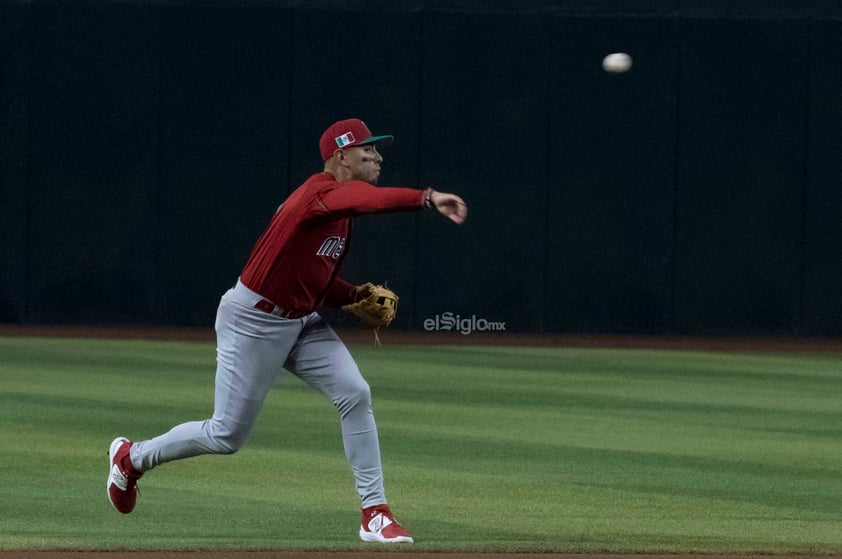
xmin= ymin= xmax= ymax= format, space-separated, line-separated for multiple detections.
xmin=131 ymin=291 xmax=300 ymax=471
xmin=285 ymin=319 xmax=386 ymax=508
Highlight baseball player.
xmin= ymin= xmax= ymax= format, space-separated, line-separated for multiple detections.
xmin=107 ymin=118 xmax=467 ymax=544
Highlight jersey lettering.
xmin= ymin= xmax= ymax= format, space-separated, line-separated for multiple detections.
xmin=316 ymin=236 xmax=346 ymax=259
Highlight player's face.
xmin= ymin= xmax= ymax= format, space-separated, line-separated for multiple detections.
xmin=345 ymin=145 xmax=383 ymax=184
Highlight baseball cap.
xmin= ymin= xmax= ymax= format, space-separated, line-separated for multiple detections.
xmin=319 ymin=118 xmax=393 ymax=161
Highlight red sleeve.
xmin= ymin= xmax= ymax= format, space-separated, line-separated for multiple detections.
xmin=322 ymin=276 xmax=358 ymax=309
xmin=318 ymin=181 xmax=424 ymax=217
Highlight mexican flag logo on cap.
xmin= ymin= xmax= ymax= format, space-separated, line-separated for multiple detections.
xmin=335 ymin=132 xmax=356 ymax=148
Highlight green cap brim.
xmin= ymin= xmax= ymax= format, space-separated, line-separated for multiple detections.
xmin=357 ymin=134 xmax=393 ymax=147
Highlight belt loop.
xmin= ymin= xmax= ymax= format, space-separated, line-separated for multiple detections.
xmin=250 ymin=294 xmax=306 ymax=319
xmin=254 ymin=299 xmax=275 ymax=314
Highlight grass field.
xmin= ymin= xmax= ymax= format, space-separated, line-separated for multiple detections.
xmin=0 ymin=335 xmax=841 ymax=553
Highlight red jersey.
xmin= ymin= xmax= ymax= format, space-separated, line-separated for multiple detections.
xmin=239 ymin=172 xmax=424 ymax=313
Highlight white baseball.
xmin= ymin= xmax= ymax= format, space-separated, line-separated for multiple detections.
xmin=602 ymin=52 xmax=632 ymax=73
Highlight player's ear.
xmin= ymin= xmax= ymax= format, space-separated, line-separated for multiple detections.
xmin=335 ymin=149 xmax=350 ymax=166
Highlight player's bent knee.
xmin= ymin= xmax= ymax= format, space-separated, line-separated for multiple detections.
xmin=212 ymin=438 xmax=241 ymax=455
xmin=204 ymin=423 xmax=249 ymax=455
xmin=210 ymin=436 xmax=247 ymax=455
xmin=334 ymin=381 xmax=372 ymax=417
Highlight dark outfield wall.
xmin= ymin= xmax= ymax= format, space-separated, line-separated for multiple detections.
xmin=2 ymin=1 xmax=841 ymax=335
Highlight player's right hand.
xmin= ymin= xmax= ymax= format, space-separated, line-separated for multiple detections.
xmin=431 ymin=191 xmax=468 ymax=224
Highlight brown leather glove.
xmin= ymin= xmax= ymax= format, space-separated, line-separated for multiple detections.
xmin=341 ymin=282 xmax=399 ymax=328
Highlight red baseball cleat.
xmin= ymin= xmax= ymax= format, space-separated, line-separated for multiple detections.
xmin=359 ymin=504 xmax=413 ymax=543
xmin=107 ymin=437 xmax=143 ymax=514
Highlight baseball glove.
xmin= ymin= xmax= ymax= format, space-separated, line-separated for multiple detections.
xmin=342 ymin=282 xmax=399 ymax=328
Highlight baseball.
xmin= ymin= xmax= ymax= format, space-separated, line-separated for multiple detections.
xmin=602 ymin=52 xmax=632 ymax=73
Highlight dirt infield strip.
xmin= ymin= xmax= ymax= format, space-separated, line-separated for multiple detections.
xmin=8 ymin=552 xmax=842 ymax=559
xmin=3 ymin=323 xmax=842 ymax=353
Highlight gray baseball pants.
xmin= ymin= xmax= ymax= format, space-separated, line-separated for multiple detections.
xmin=130 ymin=280 xmax=386 ymax=508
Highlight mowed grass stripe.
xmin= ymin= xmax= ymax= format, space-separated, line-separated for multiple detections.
xmin=0 ymin=336 xmax=840 ymax=552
